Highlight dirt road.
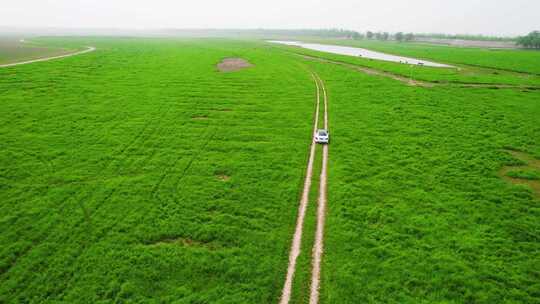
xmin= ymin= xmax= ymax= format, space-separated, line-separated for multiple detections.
xmin=279 ymin=72 xmax=321 ymax=304
xmin=309 ymin=74 xmax=328 ymax=304
xmin=0 ymin=46 xmax=96 ymax=68
xmin=280 ymin=72 xmax=330 ymax=304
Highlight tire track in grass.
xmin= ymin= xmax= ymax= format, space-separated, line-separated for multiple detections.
xmin=297 ymin=53 xmax=540 ymax=90
xmin=0 ymin=108 xmax=172 ymax=286
xmin=279 ymin=72 xmax=321 ymax=304
xmin=309 ymin=74 xmax=328 ymax=304
xmin=152 ymin=125 xmax=217 ymax=204
xmin=171 ymin=126 xmax=218 ymax=199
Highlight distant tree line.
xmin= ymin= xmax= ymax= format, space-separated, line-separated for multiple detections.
xmin=250 ymin=29 xmax=415 ymax=41
xmin=414 ymin=33 xmax=515 ymax=42
xmin=362 ymin=31 xmax=415 ymax=42
xmin=517 ymin=31 xmax=540 ymax=48
xmin=240 ymin=28 xmax=364 ymax=39
xmin=168 ymin=28 xmax=417 ymax=42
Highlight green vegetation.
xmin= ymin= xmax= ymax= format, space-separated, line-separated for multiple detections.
xmin=0 ymin=38 xmax=316 ymax=303
xmin=304 ymin=59 xmax=540 ymax=303
xmin=506 ymin=169 xmax=540 ymax=180
xmin=1 ymin=36 xmax=539 ymax=303
xmin=517 ymin=31 xmax=540 ymax=49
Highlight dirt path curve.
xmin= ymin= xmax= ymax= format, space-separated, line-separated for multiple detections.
xmin=309 ymin=74 xmax=328 ymax=304
xmin=279 ymin=72 xmax=321 ymax=304
xmin=299 ymin=54 xmax=540 ymax=90
xmin=0 ymin=46 xmax=96 ymax=68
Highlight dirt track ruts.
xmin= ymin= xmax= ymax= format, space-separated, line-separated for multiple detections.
xmin=280 ymin=72 xmax=329 ymax=304
xmin=309 ymin=74 xmax=328 ymax=304
xmin=279 ymin=72 xmax=321 ymax=304
xmin=0 ymin=46 xmax=96 ymax=68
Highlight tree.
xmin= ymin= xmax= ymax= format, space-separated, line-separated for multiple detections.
xmin=517 ymin=35 xmax=531 ymax=48
xmin=352 ymin=31 xmax=364 ymax=40
xmin=374 ymin=32 xmax=383 ymax=40
xmin=382 ymin=32 xmax=389 ymax=40
xmin=517 ymin=31 xmax=540 ymax=48
xmin=395 ymin=32 xmax=404 ymax=42
xmin=366 ymin=31 xmax=374 ymax=39
xmin=404 ymin=33 xmax=415 ymax=41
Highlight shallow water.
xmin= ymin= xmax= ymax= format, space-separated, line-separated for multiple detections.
xmin=269 ymin=40 xmax=453 ymax=68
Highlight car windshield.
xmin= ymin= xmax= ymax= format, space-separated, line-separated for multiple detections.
xmin=318 ymin=131 xmax=327 ymax=136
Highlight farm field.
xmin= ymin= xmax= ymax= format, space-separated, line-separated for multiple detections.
xmin=1 ymin=37 xmax=539 ymax=304
xmin=0 ymin=37 xmax=78 ymax=65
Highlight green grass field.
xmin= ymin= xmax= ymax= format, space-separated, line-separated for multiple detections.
xmin=307 ymin=61 xmax=540 ymax=303
xmin=1 ymin=37 xmax=539 ymax=303
xmin=0 ymin=38 xmax=317 ymax=303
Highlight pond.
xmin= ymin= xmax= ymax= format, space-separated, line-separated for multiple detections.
xmin=269 ymin=40 xmax=453 ymax=68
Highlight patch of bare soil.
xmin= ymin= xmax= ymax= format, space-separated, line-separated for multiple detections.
xmin=217 ymin=58 xmax=253 ymax=72
xmin=217 ymin=174 xmax=230 ymax=181
xmin=499 ymin=149 xmax=540 ymax=198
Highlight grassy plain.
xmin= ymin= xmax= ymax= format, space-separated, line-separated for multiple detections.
xmin=0 ymin=36 xmax=539 ymax=304
xmin=302 ymin=57 xmax=540 ymax=303
xmin=0 ymin=38 xmax=317 ymax=303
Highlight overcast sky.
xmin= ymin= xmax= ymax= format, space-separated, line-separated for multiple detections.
xmin=1 ymin=0 xmax=539 ymax=36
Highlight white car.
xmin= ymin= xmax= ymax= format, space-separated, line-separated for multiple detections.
xmin=315 ymin=129 xmax=329 ymax=144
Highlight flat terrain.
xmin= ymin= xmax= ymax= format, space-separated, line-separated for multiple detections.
xmin=0 ymin=38 xmax=316 ymax=303
xmin=1 ymin=37 xmax=539 ymax=303
xmin=310 ymin=60 xmax=540 ymax=303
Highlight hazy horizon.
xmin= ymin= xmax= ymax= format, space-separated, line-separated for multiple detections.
xmin=2 ymin=0 xmax=539 ymax=36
